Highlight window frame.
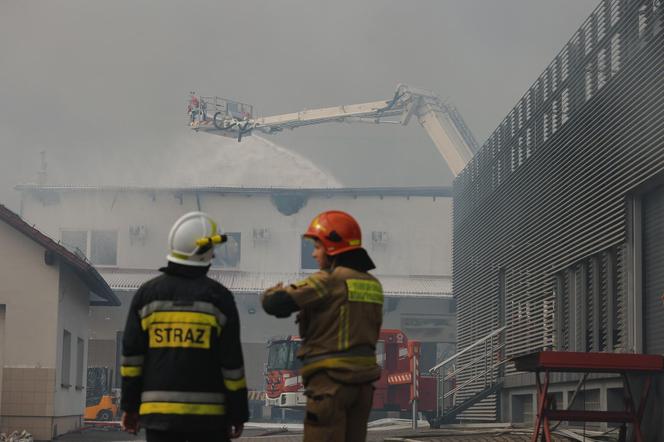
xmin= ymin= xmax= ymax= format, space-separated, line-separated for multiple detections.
xmin=89 ymin=230 xmax=119 ymax=267
xmin=211 ymin=232 xmax=242 ymax=269
xmin=300 ymin=237 xmax=318 ymax=271
xmin=60 ymin=229 xmax=89 ymax=258
xmin=75 ymin=337 xmax=85 ymax=390
xmin=61 ymin=329 xmax=72 ymax=389
xmin=59 ymin=229 xmax=119 ymax=267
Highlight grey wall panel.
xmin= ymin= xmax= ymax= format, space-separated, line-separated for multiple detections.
xmin=643 ymin=185 xmax=664 ymax=354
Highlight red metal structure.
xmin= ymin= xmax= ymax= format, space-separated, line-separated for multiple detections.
xmin=513 ymin=351 xmax=664 ymax=442
xmin=265 ymin=329 xmax=437 ymax=416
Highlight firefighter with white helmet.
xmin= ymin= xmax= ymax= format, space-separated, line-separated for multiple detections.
xmin=166 ymin=211 xmax=226 ymax=266
xmin=261 ymin=210 xmax=383 ymax=442
xmin=121 ymin=212 xmax=248 ymax=442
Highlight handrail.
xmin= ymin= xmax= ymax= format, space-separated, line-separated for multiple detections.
xmin=430 ymin=325 xmax=507 ymax=374
xmin=444 ymin=369 xmax=495 ymax=399
xmin=430 ymin=326 xmax=508 ymax=423
xmin=443 ymin=358 xmax=509 ymax=399
xmin=442 ymin=349 xmax=490 ymax=382
xmin=443 ymin=343 xmax=505 ymax=382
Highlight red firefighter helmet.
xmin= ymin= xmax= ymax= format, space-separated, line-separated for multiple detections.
xmin=303 ymin=210 xmax=362 ymax=256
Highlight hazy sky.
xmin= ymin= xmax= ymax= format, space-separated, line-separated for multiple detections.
xmin=0 ymin=0 xmax=599 ymax=211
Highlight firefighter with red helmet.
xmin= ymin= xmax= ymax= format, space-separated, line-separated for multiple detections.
xmin=261 ymin=210 xmax=383 ymax=442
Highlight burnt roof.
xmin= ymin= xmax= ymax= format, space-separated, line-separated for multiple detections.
xmin=15 ymin=184 xmax=453 ymax=198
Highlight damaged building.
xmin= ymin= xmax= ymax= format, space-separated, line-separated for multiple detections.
xmin=16 ymin=155 xmax=457 ymax=394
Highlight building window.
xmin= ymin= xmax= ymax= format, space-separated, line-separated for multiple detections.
xmin=607 ymin=387 xmax=625 ymax=412
xmin=61 ymin=329 xmax=71 ymax=388
xmin=61 ymin=230 xmax=118 ymax=265
xmin=90 ymin=231 xmax=118 ymax=266
xmin=568 ymin=389 xmax=601 ymax=429
xmin=76 ymin=337 xmax=85 ymax=389
xmin=511 ymin=393 xmax=534 ymax=423
xmin=301 ymin=237 xmax=318 ymax=270
xmin=61 ymin=230 xmax=87 ymax=258
xmin=212 ymin=232 xmax=241 ymax=268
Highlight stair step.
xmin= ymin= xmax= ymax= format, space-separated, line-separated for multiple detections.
xmin=432 ymin=381 xmax=503 ymax=427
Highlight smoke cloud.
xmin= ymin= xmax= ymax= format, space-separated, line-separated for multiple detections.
xmin=0 ymin=0 xmax=598 ymax=210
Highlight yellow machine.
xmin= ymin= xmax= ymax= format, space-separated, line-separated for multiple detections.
xmin=85 ymin=394 xmax=118 ymax=421
xmin=85 ymin=367 xmax=119 ymax=421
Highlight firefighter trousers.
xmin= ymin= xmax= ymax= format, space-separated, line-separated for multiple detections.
xmin=303 ymin=372 xmax=374 ymax=442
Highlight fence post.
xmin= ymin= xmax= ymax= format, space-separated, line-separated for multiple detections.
xmin=409 ymin=341 xmax=421 ymax=429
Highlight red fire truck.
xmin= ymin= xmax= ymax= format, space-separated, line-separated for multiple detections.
xmin=264 ymin=329 xmax=437 ymax=416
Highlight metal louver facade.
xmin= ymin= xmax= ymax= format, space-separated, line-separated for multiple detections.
xmin=644 ymin=186 xmax=664 ymax=354
xmin=452 ymin=0 xmax=664 ymax=422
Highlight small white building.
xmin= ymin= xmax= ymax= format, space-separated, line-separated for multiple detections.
xmin=0 ymin=205 xmax=118 ymax=441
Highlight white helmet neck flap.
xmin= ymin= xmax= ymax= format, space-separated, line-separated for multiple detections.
xmin=167 ymin=211 xmax=226 ymax=267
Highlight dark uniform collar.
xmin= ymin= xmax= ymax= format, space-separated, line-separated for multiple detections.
xmin=159 ymin=261 xmax=210 ymax=278
xmin=331 ymin=248 xmax=376 ymax=272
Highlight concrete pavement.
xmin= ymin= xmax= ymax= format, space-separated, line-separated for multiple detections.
xmin=55 ymin=426 xmax=579 ymax=442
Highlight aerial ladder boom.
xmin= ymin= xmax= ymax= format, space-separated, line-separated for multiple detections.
xmin=188 ymin=84 xmax=479 ymax=177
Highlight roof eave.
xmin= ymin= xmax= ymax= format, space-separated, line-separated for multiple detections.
xmin=0 ymin=205 xmax=119 ymax=307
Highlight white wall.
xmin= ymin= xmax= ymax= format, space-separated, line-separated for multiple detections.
xmin=0 ymin=222 xmax=59 ymax=367
xmin=89 ymin=292 xmax=134 ymax=341
xmin=54 ymin=266 xmax=89 ymax=417
xmin=20 ymin=189 xmax=452 ymax=277
xmin=0 ymin=305 xmax=5 ymax=416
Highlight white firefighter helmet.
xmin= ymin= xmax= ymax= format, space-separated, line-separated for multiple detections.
xmin=167 ymin=211 xmax=227 ymax=267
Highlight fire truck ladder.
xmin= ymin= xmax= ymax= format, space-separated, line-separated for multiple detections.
xmin=187 ymin=84 xmax=479 ymax=177
xmin=429 ymin=326 xmax=507 ymax=427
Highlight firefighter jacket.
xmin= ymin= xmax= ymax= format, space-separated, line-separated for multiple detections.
xmin=263 ymin=264 xmax=383 ymax=385
xmin=121 ymin=262 xmax=249 ymax=431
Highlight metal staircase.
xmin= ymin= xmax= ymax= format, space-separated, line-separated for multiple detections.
xmin=428 ymin=326 xmax=507 ymax=427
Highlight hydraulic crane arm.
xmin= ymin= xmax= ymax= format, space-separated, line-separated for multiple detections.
xmin=188 ymin=84 xmax=479 ymax=177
